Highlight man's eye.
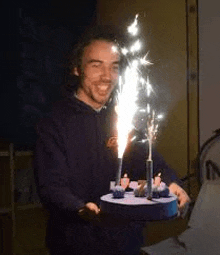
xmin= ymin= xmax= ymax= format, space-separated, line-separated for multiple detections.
xmin=112 ymin=65 xmax=119 ymax=72
xmin=92 ymin=63 xmax=101 ymax=68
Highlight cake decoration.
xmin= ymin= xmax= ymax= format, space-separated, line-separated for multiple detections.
xmin=134 ymin=173 xmax=169 ymax=198
xmin=112 ymin=185 xmax=125 ymax=198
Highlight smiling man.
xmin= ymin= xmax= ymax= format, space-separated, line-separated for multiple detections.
xmin=34 ymin=26 xmax=190 ymax=255
xmin=75 ymin=40 xmax=120 ymax=110
xmin=34 ymin=27 xmax=128 ymax=255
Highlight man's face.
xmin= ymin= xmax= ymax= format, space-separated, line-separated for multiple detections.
xmin=75 ymin=40 xmax=120 ymax=109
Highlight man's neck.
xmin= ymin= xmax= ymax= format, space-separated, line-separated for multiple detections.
xmin=74 ymin=93 xmax=105 ymax=112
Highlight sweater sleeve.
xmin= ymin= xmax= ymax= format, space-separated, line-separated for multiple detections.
xmin=152 ymin=149 xmax=183 ymax=187
xmin=122 ymin=141 xmax=182 ymax=187
xmin=34 ymin=118 xmax=85 ymax=214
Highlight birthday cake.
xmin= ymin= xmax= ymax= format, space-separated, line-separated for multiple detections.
xmin=100 ymin=179 xmax=178 ymax=221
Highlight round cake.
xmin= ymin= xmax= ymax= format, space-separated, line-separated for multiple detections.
xmin=100 ymin=191 xmax=178 ymax=221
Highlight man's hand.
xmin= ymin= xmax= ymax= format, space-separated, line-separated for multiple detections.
xmin=169 ymin=182 xmax=191 ymax=218
xmin=78 ymin=202 xmax=100 ymax=221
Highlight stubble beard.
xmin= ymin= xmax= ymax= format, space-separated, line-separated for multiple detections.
xmin=82 ymin=75 xmax=116 ymax=107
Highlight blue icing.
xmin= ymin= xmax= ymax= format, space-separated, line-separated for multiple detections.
xmin=112 ymin=185 xmax=125 ymax=198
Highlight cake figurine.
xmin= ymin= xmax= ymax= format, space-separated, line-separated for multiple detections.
xmin=120 ymin=173 xmax=130 ymax=189
xmin=112 ymin=185 xmax=125 ymax=198
xmin=134 ymin=173 xmax=169 ymax=198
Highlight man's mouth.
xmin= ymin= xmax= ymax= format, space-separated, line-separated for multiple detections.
xmin=97 ymin=85 xmax=110 ymax=94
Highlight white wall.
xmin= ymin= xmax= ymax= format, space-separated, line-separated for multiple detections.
xmin=199 ymin=1 xmax=220 ymax=146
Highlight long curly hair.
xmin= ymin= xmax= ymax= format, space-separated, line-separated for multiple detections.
xmin=62 ymin=25 xmax=127 ymax=98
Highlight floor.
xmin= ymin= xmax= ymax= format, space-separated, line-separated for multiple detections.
xmin=11 ymin=206 xmax=189 ymax=255
xmin=13 ymin=206 xmax=49 ymax=255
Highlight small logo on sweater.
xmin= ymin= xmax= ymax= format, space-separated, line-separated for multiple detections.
xmin=106 ymin=136 xmax=118 ymax=154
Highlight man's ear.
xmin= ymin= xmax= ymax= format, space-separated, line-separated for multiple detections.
xmin=73 ymin=67 xmax=81 ymax=76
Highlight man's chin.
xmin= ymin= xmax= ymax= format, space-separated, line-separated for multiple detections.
xmin=93 ymin=97 xmax=109 ymax=108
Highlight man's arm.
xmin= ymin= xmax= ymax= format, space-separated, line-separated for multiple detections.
xmin=34 ymin=118 xmax=86 ymax=214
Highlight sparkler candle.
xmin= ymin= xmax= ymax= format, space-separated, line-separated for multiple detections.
xmin=145 ymin=110 xmax=161 ymax=200
xmin=115 ymin=67 xmax=139 ymax=185
xmin=146 ymin=112 xmax=154 ymax=200
xmin=114 ymin=14 xmax=162 ymax=192
xmin=115 ymin=16 xmax=140 ymax=186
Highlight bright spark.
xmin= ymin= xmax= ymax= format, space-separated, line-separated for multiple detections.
xmin=146 ymin=77 xmax=153 ymax=97
xmin=121 ymin=47 xmax=129 ymax=55
xmin=127 ymin=14 xmax=139 ymax=36
xmin=147 ymin=103 xmax=150 ymax=113
xmin=140 ymin=53 xmax=153 ymax=66
xmin=131 ymin=60 xmax=139 ymax=68
xmin=112 ymin=45 xmax=118 ymax=53
xmin=157 ymin=114 xmax=163 ymax=119
xmin=117 ymin=66 xmax=139 ymax=158
xmin=130 ymin=136 xmax=137 ymax=142
xmin=140 ymin=77 xmax=145 ymax=85
xmin=130 ymin=40 xmax=141 ymax=53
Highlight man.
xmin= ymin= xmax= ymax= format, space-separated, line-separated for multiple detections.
xmin=34 ymin=26 xmax=190 ymax=255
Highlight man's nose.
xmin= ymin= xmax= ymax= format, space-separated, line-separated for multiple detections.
xmin=101 ymin=66 xmax=111 ymax=81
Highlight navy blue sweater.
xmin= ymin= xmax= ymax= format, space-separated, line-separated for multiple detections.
xmin=34 ymin=97 xmax=118 ymax=215
xmin=34 ymin=96 xmax=181 ymax=254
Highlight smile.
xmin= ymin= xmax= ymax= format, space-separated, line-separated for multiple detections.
xmin=97 ymin=85 xmax=110 ymax=94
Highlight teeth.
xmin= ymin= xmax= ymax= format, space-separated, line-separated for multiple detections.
xmin=97 ymin=85 xmax=108 ymax=91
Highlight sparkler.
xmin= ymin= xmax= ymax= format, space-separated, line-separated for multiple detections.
xmin=115 ymin=15 xmax=163 ymax=197
xmin=146 ymin=110 xmax=157 ymax=199
xmin=141 ymin=77 xmax=163 ymax=199
xmin=115 ymin=65 xmax=139 ymax=185
xmin=115 ymin=16 xmax=140 ymax=186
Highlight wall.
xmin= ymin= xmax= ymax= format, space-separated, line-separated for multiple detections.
xmin=97 ymin=0 xmax=188 ymax=177
xmin=199 ymin=1 xmax=220 ymax=146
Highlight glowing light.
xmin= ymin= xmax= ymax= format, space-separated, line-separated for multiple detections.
xmin=121 ymin=47 xmax=129 ymax=55
xmin=146 ymin=77 xmax=153 ymax=97
xmin=117 ymin=66 xmax=139 ymax=158
xmin=112 ymin=45 xmax=118 ymax=53
xmin=146 ymin=112 xmax=156 ymax=161
xmin=131 ymin=60 xmax=139 ymax=68
xmin=157 ymin=114 xmax=163 ymax=119
xmin=115 ymin=14 xmax=164 ymax=190
xmin=130 ymin=40 xmax=141 ymax=53
xmin=140 ymin=53 xmax=153 ymax=66
xmin=140 ymin=77 xmax=145 ymax=85
xmin=127 ymin=14 xmax=139 ymax=36
xmin=130 ymin=136 xmax=137 ymax=142
xmin=147 ymin=103 xmax=150 ymax=113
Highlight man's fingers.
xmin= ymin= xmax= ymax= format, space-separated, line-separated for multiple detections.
xmin=179 ymin=201 xmax=190 ymax=218
xmin=86 ymin=202 xmax=100 ymax=214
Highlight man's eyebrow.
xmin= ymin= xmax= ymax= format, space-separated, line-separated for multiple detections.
xmin=87 ymin=59 xmax=102 ymax=64
xmin=87 ymin=60 xmax=120 ymax=64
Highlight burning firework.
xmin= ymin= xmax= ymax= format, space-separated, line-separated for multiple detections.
xmin=115 ymin=15 xmax=163 ymax=197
